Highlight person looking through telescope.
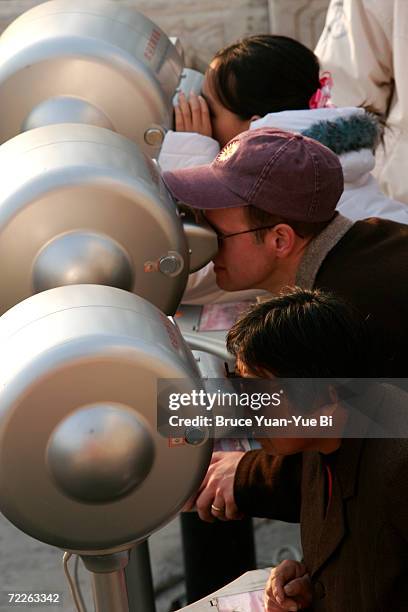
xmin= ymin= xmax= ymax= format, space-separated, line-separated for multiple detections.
xmin=224 ymin=287 xmax=408 ymax=612
xmin=174 ymin=35 xmax=322 ymax=148
xmin=158 ymin=34 xmax=408 ymax=305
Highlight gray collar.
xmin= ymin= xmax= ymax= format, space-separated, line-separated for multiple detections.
xmin=295 ymin=213 xmax=354 ymax=289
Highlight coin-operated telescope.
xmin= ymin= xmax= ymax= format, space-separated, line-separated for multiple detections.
xmin=0 ymin=123 xmax=195 ymax=315
xmin=0 ymin=2 xmax=218 ymax=611
xmin=0 ymin=285 xmax=211 ymax=611
xmin=0 ymin=0 xmax=183 ymax=155
xmin=0 ymin=0 xmax=205 ymax=156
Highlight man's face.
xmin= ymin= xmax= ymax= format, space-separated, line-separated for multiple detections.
xmin=205 ymin=207 xmax=276 ymax=291
xmin=237 ymin=360 xmax=339 ymax=456
xmin=236 ymin=360 xmax=310 ymax=455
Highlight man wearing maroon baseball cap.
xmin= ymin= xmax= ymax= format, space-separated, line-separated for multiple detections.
xmin=163 ymin=128 xmax=343 ymax=294
xmin=163 ymin=127 xmax=407 ymax=377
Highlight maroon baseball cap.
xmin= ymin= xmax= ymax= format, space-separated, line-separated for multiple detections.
xmin=162 ymin=128 xmax=344 ymax=222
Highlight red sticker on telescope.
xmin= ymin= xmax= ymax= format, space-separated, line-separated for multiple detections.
xmin=168 ymin=437 xmax=186 ymax=447
xmin=144 ymin=28 xmax=161 ymax=61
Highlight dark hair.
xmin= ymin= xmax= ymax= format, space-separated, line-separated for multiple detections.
xmin=211 ymin=35 xmax=320 ymax=119
xmin=226 ymin=288 xmax=372 ymax=378
xmin=243 ymin=205 xmax=331 ymax=242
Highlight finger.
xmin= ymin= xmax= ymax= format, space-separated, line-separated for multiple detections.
xmin=174 ymin=104 xmax=185 ymax=132
xmin=264 ymin=591 xmax=296 ymax=612
xmin=178 ymin=91 xmax=192 ymax=131
xmin=199 ymin=95 xmax=212 ymax=137
xmin=223 ymin=490 xmax=241 ymax=520
xmin=194 ymin=452 xmax=244 ymax=518
xmin=269 ymin=559 xmax=307 ymax=607
xmin=284 ymin=576 xmax=312 ymax=608
xmin=227 ymin=506 xmax=245 ymax=520
xmin=181 ymin=492 xmax=197 ymax=512
xmin=211 ymin=509 xmax=226 ymax=521
xmin=264 ymin=591 xmax=281 ymax=612
xmin=271 ymin=561 xmax=299 ymax=607
xmin=284 ymin=577 xmax=306 ymax=596
xmin=189 ymin=92 xmax=202 ymax=133
xmin=271 ymin=572 xmax=287 ymax=606
xmin=195 ymin=451 xmax=223 ymax=493
xmin=271 ymin=579 xmax=299 ymax=610
xmin=273 ymin=559 xmax=305 ymax=585
xmin=195 ymin=460 xmax=217 ymax=495
xmin=283 ymin=576 xmax=309 ymax=597
xmin=211 ymin=451 xmax=228 ymax=464
xmin=195 ymin=484 xmax=217 ymax=522
xmin=211 ymin=498 xmax=227 ymax=521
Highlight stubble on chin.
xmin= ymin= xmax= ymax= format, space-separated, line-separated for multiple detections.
xmin=214 ymin=269 xmax=229 ymax=290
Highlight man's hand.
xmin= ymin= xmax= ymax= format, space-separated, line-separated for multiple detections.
xmin=264 ymin=560 xmax=312 ymax=611
xmin=174 ymin=91 xmax=212 ymax=137
xmin=183 ymin=451 xmax=245 ymax=522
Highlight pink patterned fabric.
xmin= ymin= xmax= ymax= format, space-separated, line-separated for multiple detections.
xmin=309 ymin=71 xmax=335 ymax=109
xmin=216 ymin=589 xmax=265 ymax=611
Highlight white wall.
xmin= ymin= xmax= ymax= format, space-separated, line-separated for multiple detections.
xmin=0 ymin=0 xmax=270 ymax=70
xmin=269 ymin=0 xmax=330 ymax=49
xmin=0 ymin=0 xmax=329 ymax=68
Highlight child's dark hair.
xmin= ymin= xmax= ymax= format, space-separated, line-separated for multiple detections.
xmin=226 ymin=288 xmax=372 ymax=378
xmin=211 ymin=35 xmax=321 ymax=119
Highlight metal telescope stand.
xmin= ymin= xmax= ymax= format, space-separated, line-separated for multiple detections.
xmin=78 ymin=543 xmax=157 ymax=612
xmin=125 ymin=543 xmax=157 ymax=612
xmin=82 ymin=552 xmax=131 ymax=612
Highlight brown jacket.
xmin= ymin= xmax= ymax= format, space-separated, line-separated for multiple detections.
xmin=234 ymin=384 xmax=408 ymax=611
xmin=297 ymin=217 xmax=408 ymax=377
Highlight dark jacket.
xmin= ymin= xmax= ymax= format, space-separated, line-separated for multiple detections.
xmin=234 ymin=384 xmax=408 ymax=611
xmin=313 ymin=218 xmax=408 ymax=377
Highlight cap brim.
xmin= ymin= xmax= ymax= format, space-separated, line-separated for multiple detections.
xmin=162 ymin=165 xmax=247 ymax=209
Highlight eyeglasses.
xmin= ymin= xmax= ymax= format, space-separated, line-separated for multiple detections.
xmin=203 ymin=215 xmax=279 ymax=242
xmin=203 ymin=215 xmax=304 ymax=242
xmin=216 ymin=225 xmax=280 ymax=242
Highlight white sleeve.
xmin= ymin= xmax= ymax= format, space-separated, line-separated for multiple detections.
xmin=315 ymin=0 xmax=394 ymax=113
xmin=158 ymin=131 xmax=220 ymax=171
xmin=339 ymin=176 xmax=408 ymax=224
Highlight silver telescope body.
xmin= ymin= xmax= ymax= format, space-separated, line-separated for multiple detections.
xmin=0 ymin=284 xmax=211 ymax=553
xmin=0 ymin=123 xmax=189 ymax=316
xmin=0 ymin=0 xmax=183 ymax=155
xmin=0 ymin=0 xmax=206 ymax=152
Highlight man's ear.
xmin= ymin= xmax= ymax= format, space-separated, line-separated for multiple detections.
xmin=250 ymin=114 xmax=261 ymax=123
xmin=264 ymin=224 xmax=297 ymax=259
xmin=315 ymin=385 xmax=340 ymax=417
xmin=328 ymin=384 xmax=339 ymax=405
